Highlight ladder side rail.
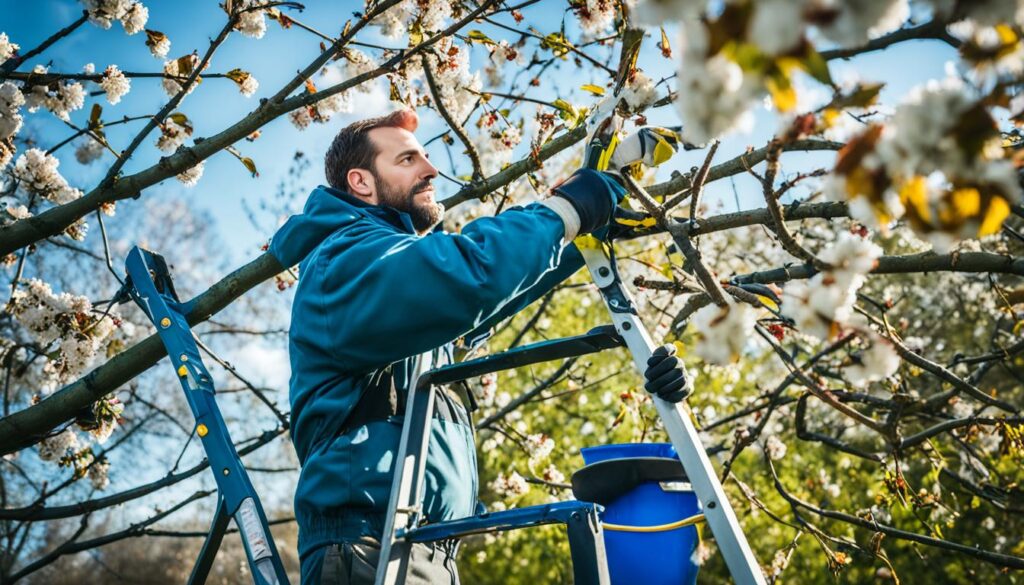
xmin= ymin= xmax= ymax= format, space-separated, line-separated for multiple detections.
xmin=125 ymin=247 xmax=291 ymax=585
xmin=581 ymin=245 xmax=767 ymax=585
xmin=375 ymin=353 xmax=436 ymax=585
xmin=188 ymin=497 xmax=232 ymax=585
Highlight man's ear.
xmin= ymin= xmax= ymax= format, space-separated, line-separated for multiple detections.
xmin=347 ymin=168 xmax=377 ymax=203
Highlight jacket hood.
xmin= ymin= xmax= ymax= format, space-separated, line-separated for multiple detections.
xmin=268 ymin=185 xmax=416 ymax=267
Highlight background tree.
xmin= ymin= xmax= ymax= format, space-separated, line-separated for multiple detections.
xmin=0 ymin=0 xmax=1023 ymax=583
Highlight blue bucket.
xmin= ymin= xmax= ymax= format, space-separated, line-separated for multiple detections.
xmin=578 ymin=443 xmax=701 ymax=585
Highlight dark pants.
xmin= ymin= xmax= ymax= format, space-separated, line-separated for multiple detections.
xmin=307 ymin=537 xmax=461 ymax=585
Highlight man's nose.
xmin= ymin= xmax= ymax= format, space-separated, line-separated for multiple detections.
xmin=419 ymin=157 xmax=438 ymax=180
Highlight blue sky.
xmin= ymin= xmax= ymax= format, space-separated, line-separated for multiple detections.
xmin=3 ymin=1 xmax=958 ymax=267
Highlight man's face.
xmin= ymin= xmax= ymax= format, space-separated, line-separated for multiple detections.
xmin=362 ymin=126 xmax=441 ymax=233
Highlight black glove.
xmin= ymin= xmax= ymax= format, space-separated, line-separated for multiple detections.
xmin=552 ymin=168 xmax=626 ymax=235
xmin=644 ymin=344 xmax=691 ymax=403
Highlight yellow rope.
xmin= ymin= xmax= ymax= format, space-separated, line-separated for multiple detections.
xmin=602 ymin=513 xmax=705 ymax=533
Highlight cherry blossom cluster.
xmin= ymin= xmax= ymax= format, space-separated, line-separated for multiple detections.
xmin=23 ymin=65 xmax=86 ymax=122
xmin=233 ymin=0 xmax=271 ymax=39
xmin=689 ymin=301 xmax=759 ymax=365
xmin=161 ymin=53 xmax=202 ymax=97
xmin=422 ymin=39 xmax=481 ymax=124
xmin=99 ymin=64 xmax=131 ymax=104
xmin=0 ymin=32 xmax=18 ymax=67
xmin=474 ymin=113 xmax=523 ymax=175
xmin=483 ymin=40 xmax=525 ymax=87
xmin=372 ymin=0 xmax=453 ymax=38
xmin=824 ymin=78 xmax=1022 ymax=250
xmin=12 ymin=149 xmax=84 ymax=207
xmin=781 ymin=232 xmax=881 ymax=340
xmin=573 ymin=0 xmax=618 ymax=36
xmin=81 ymin=0 xmax=149 ymax=35
xmin=488 ymin=470 xmax=529 ymax=498
xmin=10 ymin=279 xmax=121 ymax=384
xmin=0 ymin=81 xmax=24 ymax=169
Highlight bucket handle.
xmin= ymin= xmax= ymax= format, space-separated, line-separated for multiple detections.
xmin=602 ymin=512 xmax=705 ymax=533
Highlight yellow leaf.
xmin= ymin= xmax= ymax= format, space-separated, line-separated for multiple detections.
xmin=978 ymin=195 xmax=1010 ymax=236
xmin=899 ymin=176 xmax=932 ymax=223
xmin=951 ymin=187 xmax=981 ymax=218
xmin=821 ymin=108 xmax=839 ymax=128
xmin=766 ymin=72 xmax=797 ymax=112
xmin=240 ymin=156 xmax=259 ymax=178
xmin=580 ymin=84 xmax=605 ymax=96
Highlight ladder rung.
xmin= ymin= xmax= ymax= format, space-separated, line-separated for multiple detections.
xmin=420 ymin=325 xmax=624 ymax=386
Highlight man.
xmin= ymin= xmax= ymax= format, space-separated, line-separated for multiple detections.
xmin=269 ymin=109 xmax=691 ymax=584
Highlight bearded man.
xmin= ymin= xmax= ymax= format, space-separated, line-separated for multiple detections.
xmin=268 ymin=109 xmax=690 ymax=584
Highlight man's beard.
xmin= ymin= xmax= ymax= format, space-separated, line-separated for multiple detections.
xmin=375 ymin=175 xmax=444 ymax=234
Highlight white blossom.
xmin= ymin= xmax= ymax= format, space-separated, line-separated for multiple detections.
xmin=817 ymin=231 xmax=882 ymax=283
xmin=575 ymin=0 xmax=617 ymax=35
xmin=6 ymin=205 xmax=31 ymax=220
xmin=75 ymin=136 xmax=105 ymax=164
xmin=844 ymin=335 xmax=900 ymax=387
xmin=146 ymin=29 xmax=170 ymax=58
xmin=0 ymin=81 xmax=25 ymax=139
xmin=690 ymin=301 xmax=758 ymax=365
xmin=288 ymin=107 xmax=313 ymax=130
xmin=12 ymin=149 xmax=83 ymax=205
xmin=234 ymin=0 xmax=269 ymax=39
xmin=765 ymin=435 xmax=787 ymax=460
xmin=121 ymin=2 xmax=148 ymax=34
xmin=81 ymin=0 xmax=148 ymax=34
xmin=674 ymin=22 xmax=759 ymax=144
xmin=99 ymin=64 xmax=131 ymax=104
xmin=621 ymin=70 xmax=658 ymax=112
xmin=89 ymin=458 xmax=110 ymax=489
xmin=176 ymin=159 xmax=205 ymax=187
xmin=38 ymin=428 xmax=79 ymax=461
xmin=162 ymin=55 xmax=200 ymax=98
xmin=0 ymin=33 xmax=18 ymax=66
xmin=474 ymin=121 xmax=522 ymax=175
xmin=23 ymin=66 xmax=86 ymax=122
xmin=489 ymin=471 xmax=529 ymax=498
xmin=421 ymin=40 xmax=481 ymax=124
xmin=542 ymin=464 xmax=565 ymax=485
xmin=816 ymin=0 xmax=910 ymax=49
xmin=782 ymin=233 xmax=880 ymax=339
xmin=156 ymin=117 xmax=191 ymax=152
xmin=373 ymin=0 xmax=451 ymax=38
xmin=525 ymin=433 xmax=555 ymax=468
xmin=11 ymin=280 xmax=121 ymax=382
xmin=83 ymin=63 xmax=96 ymax=75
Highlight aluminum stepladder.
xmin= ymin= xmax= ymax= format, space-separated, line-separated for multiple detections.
xmin=122 ymin=246 xmax=290 ymax=585
xmin=376 ymin=102 xmax=766 ymax=583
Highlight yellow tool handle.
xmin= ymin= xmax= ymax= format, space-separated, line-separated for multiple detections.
xmin=602 ymin=513 xmax=705 ymax=533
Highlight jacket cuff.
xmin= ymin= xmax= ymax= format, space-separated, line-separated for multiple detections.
xmin=539 ymin=197 xmax=581 ymax=241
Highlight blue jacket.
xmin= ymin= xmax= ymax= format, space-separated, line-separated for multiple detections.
xmin=269 ymin=186 xmax=584 ymax=559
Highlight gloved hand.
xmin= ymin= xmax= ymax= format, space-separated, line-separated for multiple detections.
xmin=609 ymin=126 xmax=684 ymax=171
xmin=551 ymin=168 xmax=626 ymax=235
xmin=644 ymin=344 xmax=691 ymax=403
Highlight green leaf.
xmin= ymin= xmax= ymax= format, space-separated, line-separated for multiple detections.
xmin=800 ymin=44 xmax=834 ymax=87
xmin=580 ymin=84 xmax=605 ymax=96
xmin=89 ymin=103 xmax=102 ymax=127
xmin=466 ymin=30 xmax=496 ymax=45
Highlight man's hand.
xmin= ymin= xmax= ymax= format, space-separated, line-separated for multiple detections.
xmin=644 ymin=344 xmax=691 ymax=403
xmin=551 ymin=168 xmax=626 ymax=235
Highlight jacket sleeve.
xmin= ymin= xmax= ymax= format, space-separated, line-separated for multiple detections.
xmin=317 ymin=203 xmax=577 ymax=372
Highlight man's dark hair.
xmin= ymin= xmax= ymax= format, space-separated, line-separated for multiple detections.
xmin=324 ymin=109 xmax=419 ymax=192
